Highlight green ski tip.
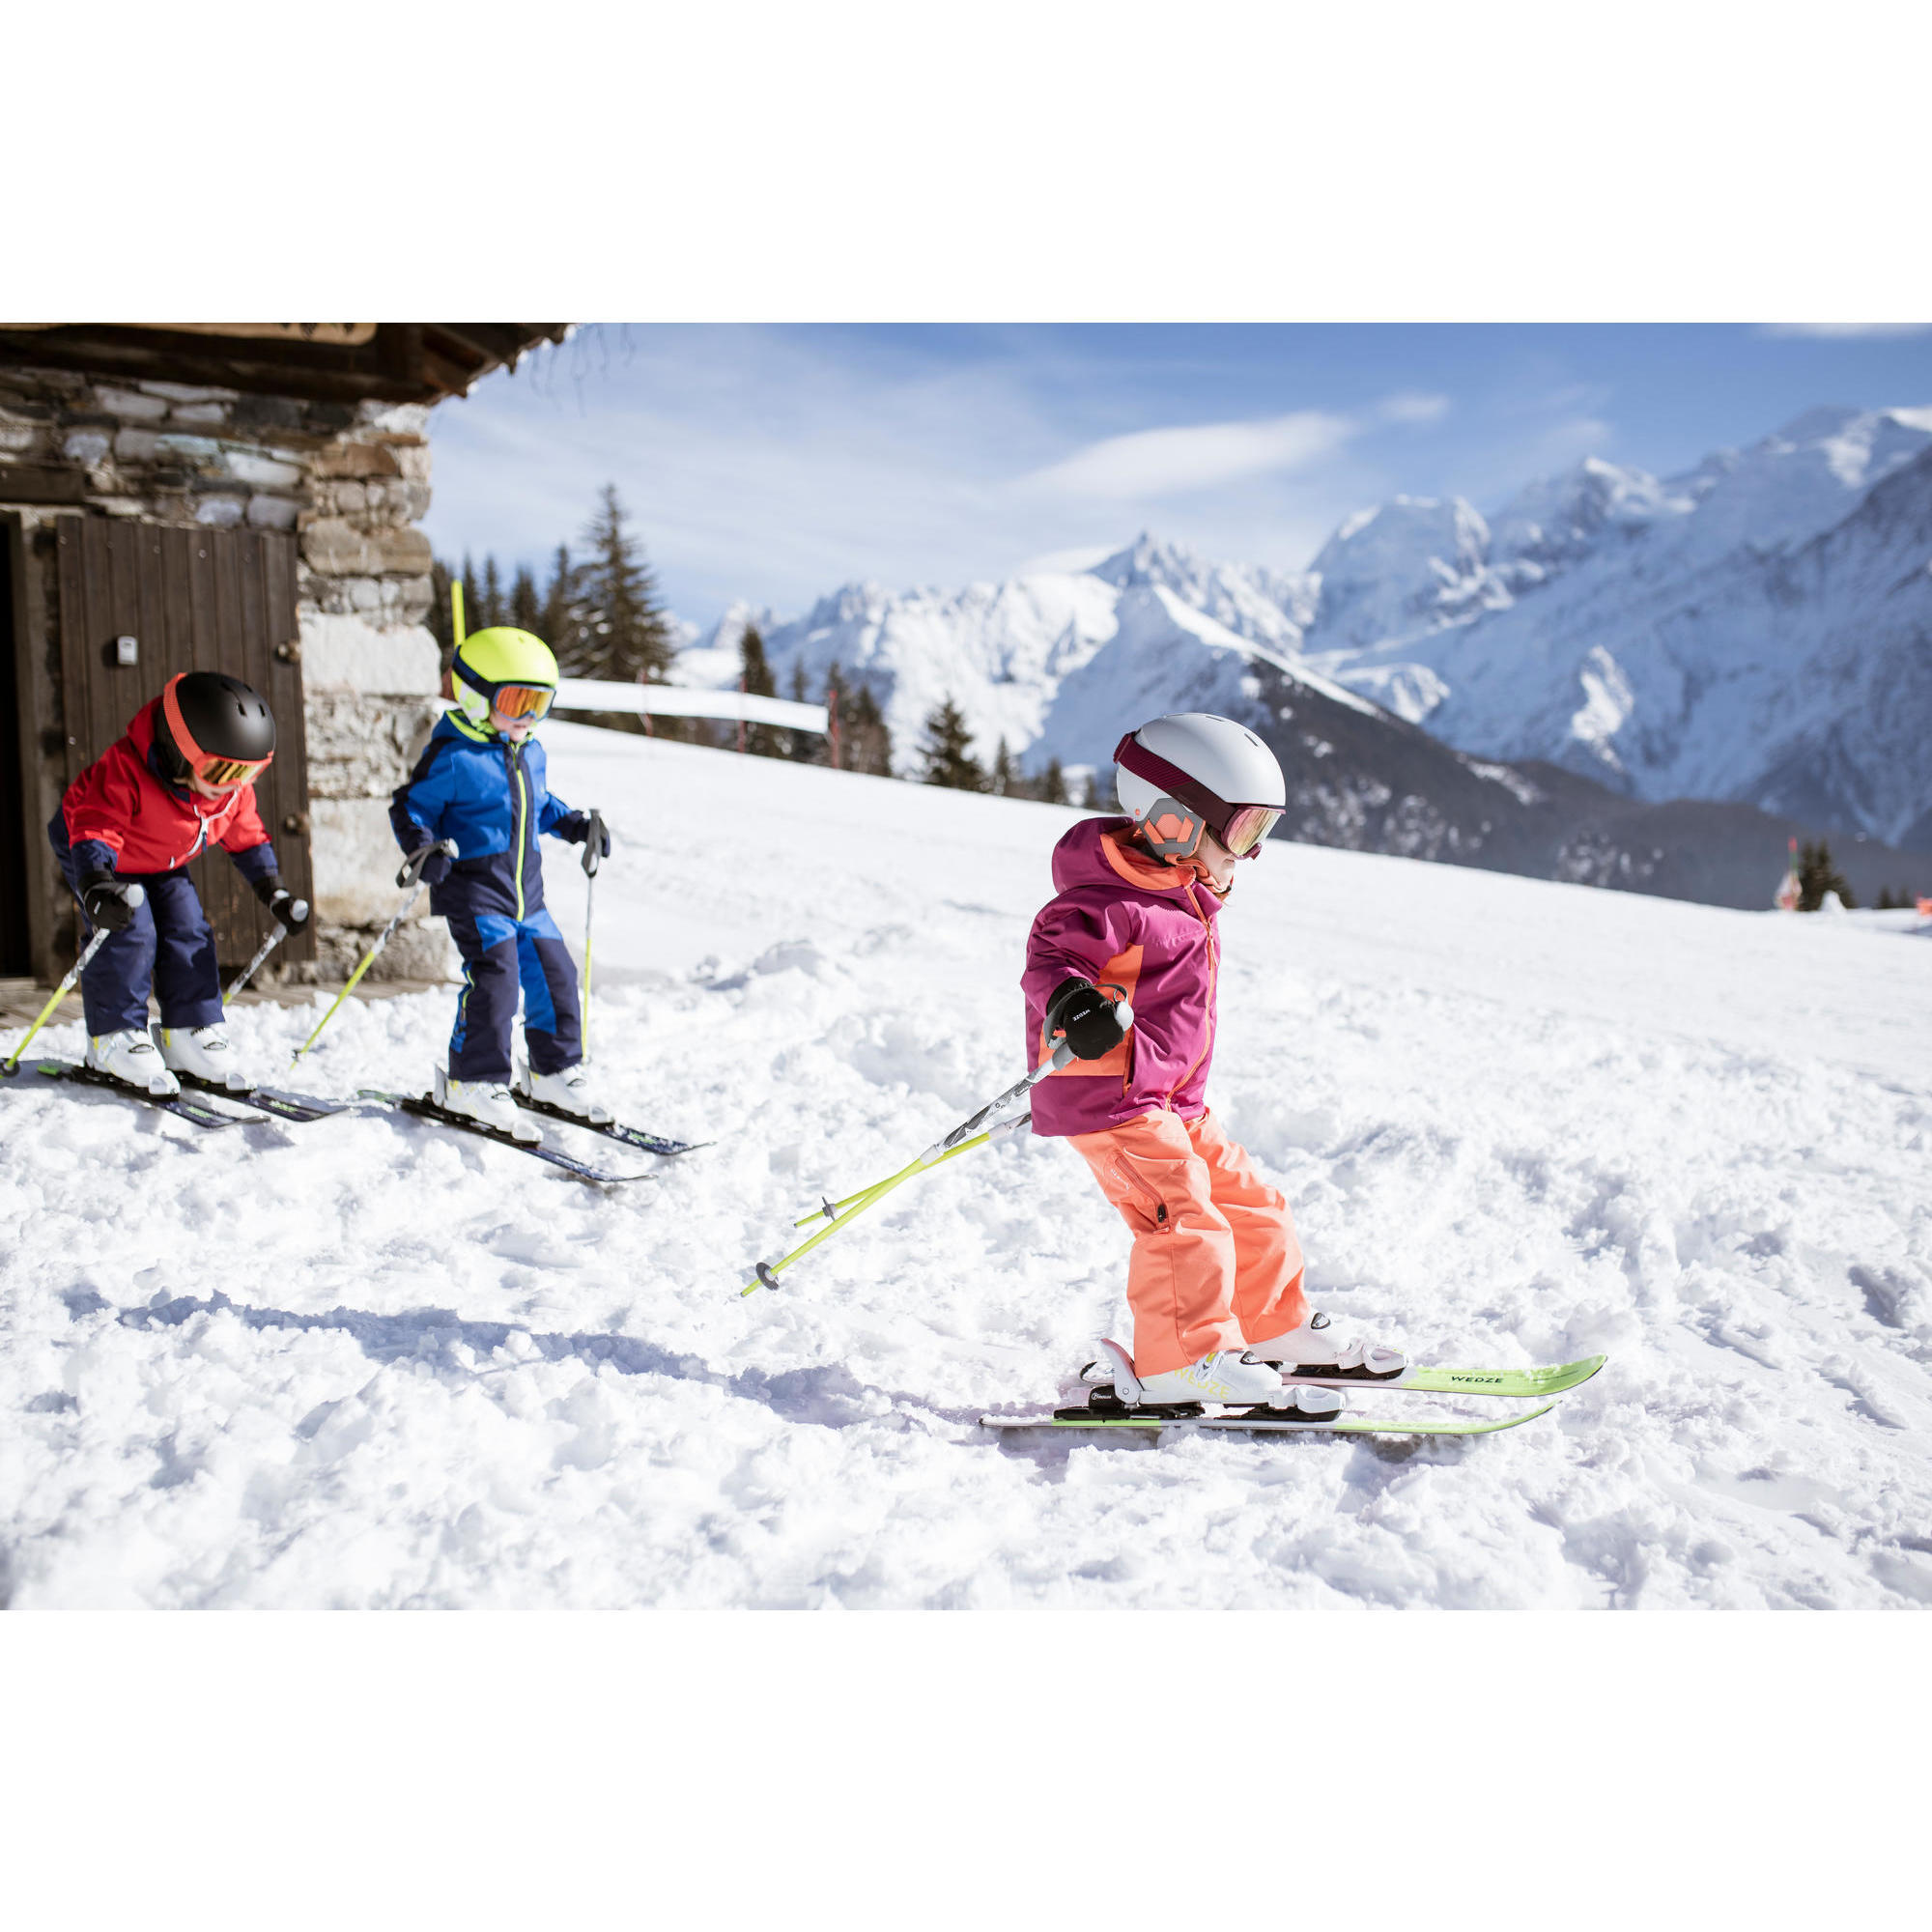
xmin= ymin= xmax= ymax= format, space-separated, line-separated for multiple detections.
xmin=1396 ymin=1354 xmax=1607 ymax=1399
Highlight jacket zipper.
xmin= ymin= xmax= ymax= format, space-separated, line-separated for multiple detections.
xmin=509 ymin=744 xmax=529 ymax=920
xmin=1164 ymin=879 xmax=1217 ymax=1108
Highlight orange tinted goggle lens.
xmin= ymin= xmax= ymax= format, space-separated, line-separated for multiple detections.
xmin=493 ymin=684 xmax=554 ymax=720
xmin=1223 ymin=805 xmax=1281 ymax=856
xmin=196 ymin=755 xmax=270 ymax=788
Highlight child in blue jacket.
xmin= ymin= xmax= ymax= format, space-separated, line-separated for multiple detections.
xmin=389 ymin=626 xmax=611 ymax=1139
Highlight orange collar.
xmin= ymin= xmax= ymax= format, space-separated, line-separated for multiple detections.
xmin=1099 ymin=825 xmax=1216 ymax=896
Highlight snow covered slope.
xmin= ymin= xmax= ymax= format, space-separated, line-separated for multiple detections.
xmin=1305 ymin=409 xmax=1932 ymax=850
xmin=4 ymin=724 xmax=1929 ymax=1608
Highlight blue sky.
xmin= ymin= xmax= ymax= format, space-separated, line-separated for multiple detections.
xmin=422 ymin=325 xmax=1932 ymax=630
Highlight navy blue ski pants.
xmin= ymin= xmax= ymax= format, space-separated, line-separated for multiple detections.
xmin=446 ymin=908 xmax=582 ymax=1084
xmin=55 ymin=856 xmax=223 ymax=1037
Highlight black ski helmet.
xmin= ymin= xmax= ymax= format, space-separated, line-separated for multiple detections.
xmin=156 ymin=671 xmax=277 ymax=784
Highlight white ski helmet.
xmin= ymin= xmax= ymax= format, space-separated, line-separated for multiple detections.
xmin=1113 ymin=713 xmax=1286 ymax=862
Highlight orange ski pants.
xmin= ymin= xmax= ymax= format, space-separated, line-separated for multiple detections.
xmin=1069 ymin=1108 xmax=1309 ymax=1378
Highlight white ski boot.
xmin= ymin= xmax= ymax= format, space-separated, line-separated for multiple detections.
xmin=85 ymin=1029 xmax=180 ymax=1095
xmin=155 ymin=1023 xmax=249 ymax=1092
xmin=1085 ymin=1337 xmax=1343 ymax=1416
xmin=514 ymin=1062 xmax=611 ymax=1124
xmin=434 ymin=1067 xmax=541 ymax=1143
xmin=1245 ymin=1311 xmax=1407 ymax=1380
xmin=1134 ymin=1349 xmax=1288 ymax=1406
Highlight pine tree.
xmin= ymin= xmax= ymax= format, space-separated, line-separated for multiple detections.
xmin=1037 ymin=756 xmax=1067 ymax=806
xmin=788 ymin=660 xmax=818 ymax=763
xmin=1797 ymin=839 xmax=1856 ymax=911
xmin=741 ymin=624 xmax=781 ymax=758
xmin=846 ymin=682 xmax=893 ymax=778
xmin=510 ymin=564 xmax=541 ymax=635
xmin=460 ymin=553 xmax=479 ymax=636
xmin=990 ymin=737 xmax=1014 ymax=797
xmin=920 ymin=696 xmax=986 ymax=791
xmin=481 ymin=556 xmax=504 ymax=630
xmin=560 ymin=484 xmax=677 ymax=684
xmin=541 ymin=544 xmax=575 ymax=647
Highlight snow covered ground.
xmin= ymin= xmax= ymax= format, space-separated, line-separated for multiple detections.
xmin=4 ymin=721 xmax=1929 ymax=1609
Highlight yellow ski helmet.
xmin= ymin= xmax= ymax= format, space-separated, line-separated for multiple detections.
xmin=451 ymin=627 xmax=560 ymax=734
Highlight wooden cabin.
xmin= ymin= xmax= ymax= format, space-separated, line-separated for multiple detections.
xmin=0 ymin=324 xmax=564 ymax=987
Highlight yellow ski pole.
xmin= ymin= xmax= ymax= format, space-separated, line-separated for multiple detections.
xmin=290 ymin=840 xmax=455 ymax=1066
xmin=452 ymin=578 xmax=467 ymax=646
xmin=739 ymin=1001 xmax=1128 ymax=1296
xmin=795 ymin=1130 xmax=996 ymax=1227
xmin=1 ymin=886 xmax=148 ymax=1076
xmin=580 ymin=810 xmax=605 ymax=1063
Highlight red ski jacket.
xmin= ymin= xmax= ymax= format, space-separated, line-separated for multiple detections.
xmin=56 ymin=697 xmax=275 ymax=879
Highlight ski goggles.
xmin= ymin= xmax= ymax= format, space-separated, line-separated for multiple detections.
xmin=161 ymin=676 xmax=273 ymax=791
xmin=490 ymin=683 xmax=555 ymax=723
xmin=1113 ymin=731 xmax=1282 ymax=860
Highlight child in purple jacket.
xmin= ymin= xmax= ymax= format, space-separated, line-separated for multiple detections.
xmin=1024 ymin=713 xmax=1406 ymax=1406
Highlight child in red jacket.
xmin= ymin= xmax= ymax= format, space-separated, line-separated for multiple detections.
xmin=1024 ymin=713 xmax=1406 ymax=1405
xmin=48 ymin=672 xmax=305 ymax=1094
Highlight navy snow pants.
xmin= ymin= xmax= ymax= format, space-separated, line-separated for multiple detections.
xmin=55 ymin=856 xmax=223 ymax=1037
xmin=446 ymin=908 xmax=582 ymax=1084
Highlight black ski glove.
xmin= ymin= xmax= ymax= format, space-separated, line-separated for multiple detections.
xmin=252 ymin=875 xmax=311 ymax=931
xmin=1043 ymin=976 xmax=1130 ymax=1061
xmin=412 ymin=843 xmax=454 ymax=886
xmin=79 ymin=870 xmax=138 ymax=933
xmin=559 ymin=810 xmax=611 ymax=858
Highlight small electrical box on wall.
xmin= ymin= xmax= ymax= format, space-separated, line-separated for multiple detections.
xmin=115 ymin=635 xmax=138 ymax=666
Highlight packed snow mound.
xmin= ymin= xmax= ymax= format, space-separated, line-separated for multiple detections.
xmin=3 ymin=724 xmax=1929 ymax=1608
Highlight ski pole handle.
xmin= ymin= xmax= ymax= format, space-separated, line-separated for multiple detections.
xmin=582 ymin=810 xmax=607 ymax=878
xmin=397 ymin=837 xmax=458 ymax=890
xmin=1 ymin=885 xmax=147 ymax=1076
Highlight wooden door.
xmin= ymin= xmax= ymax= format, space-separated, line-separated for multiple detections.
xmin=54 ymin=517 xmax=315 ymax=970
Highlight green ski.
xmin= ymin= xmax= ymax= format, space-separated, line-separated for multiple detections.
xmin=981 ymin=1401 xmax=1558 ymax=1437
xmin=1279 ymin=1353 xmax=1607 ymax=1400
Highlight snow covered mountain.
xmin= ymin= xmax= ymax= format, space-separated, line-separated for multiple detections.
xmin=692 ymin=402 xmax=1932 ymax=862
xmin=691 ymin=533 xmax=1325 ymax=780
xmin=1301 ymin=406 xmax=1932 ymax=851
xmin=687 ymin=451 xmax=1930 ymax=904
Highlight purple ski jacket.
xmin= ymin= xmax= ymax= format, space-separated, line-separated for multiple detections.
xmin=1022 ymin=815 xmax=1227 ymax=1139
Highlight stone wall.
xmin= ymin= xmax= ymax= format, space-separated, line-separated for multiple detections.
xmin=0 ymin=364 xmax=455 ymax=983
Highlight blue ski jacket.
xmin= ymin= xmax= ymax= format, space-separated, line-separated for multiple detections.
xmin=389 ymin=712 xmax=591 ymax=920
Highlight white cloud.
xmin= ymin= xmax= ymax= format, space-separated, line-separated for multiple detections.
xmin=1758 ymin=323 xmax=1932 ymax=339
xmin=1017 ymin=410 xmax=1355 ymax=501
xmin=1378 ymin=390 xmax=1451 ymax=425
